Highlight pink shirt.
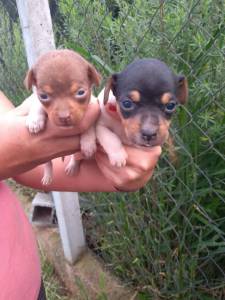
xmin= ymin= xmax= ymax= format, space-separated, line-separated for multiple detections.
xmin=0 ymin=182 xmax=41 ymax=300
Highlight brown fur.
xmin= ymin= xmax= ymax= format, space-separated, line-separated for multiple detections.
xmin=25 ymin=49 xmax=101 ymax=126
xmin=103 ymin=76 xmax=116 ymax=104
xmin=25 ymin=49 xmax=101 ymax=185
xmin=176 ymin=77 xmax=188 ymax=104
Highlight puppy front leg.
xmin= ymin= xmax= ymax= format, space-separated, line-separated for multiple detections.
xmin=26 ymin=94 xmax=47 ymax=134
xmin=96 ymin=124 xmax=127 ymax=167
xmin=64 ymin=126 xmax=97 ymax=176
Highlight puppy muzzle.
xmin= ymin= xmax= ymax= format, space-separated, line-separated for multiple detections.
xmin=126 ymin=124 xmax=169 ymax=147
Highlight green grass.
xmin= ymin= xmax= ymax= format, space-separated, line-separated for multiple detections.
xmin=70 ymin=1 xmax=225 ymax=299
xmin=41 ymin=248 xmax=112 ymax=300
xmin=0 ymin=3 xmax=28 ymax=104
xmin=40 ymin=249 xmax=71 ymax=300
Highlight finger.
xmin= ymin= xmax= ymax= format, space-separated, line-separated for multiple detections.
xmin=96 ymin=158 xmax=153 ymax=190
xmin=95 ymin=146 xmax=161 ymax=191
xmin=17 ymin=129 xmax=81 ymax=166
xmin=97 ymin=145 xmax=161 ymax=172
xmin=95 ymin=151 xmax=142 ymax=186
xmin=76 ymin=98 xmax=100 ymax=132
xmin=116 ymin=167 xmax=156 ymax=191
xmin=124 ymin=145 xmax=161 ymax=171
xmin=96 ymin=151 xmax=157 ymax=191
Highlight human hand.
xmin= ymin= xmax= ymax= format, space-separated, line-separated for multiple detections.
xmin=0 ymin=93 xmax=100 ymax=179
xmin=95 ymin=145 xmax=161 ymax=191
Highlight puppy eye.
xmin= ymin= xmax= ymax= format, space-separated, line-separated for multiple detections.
xmin=76 ymin=89 xmax=86 ymax=97
xmin=165 ymin=101 xmax=177 ymax=113
xmin=39 ymin=93 xmax=49 ymax=102
xmin=121 ymin=99 xmax=134 ymax=110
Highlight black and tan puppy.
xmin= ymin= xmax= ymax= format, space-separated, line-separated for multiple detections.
xmin=96 ymin=58 xmax=188 ymax=167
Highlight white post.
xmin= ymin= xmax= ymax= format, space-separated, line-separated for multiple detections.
xmin=52 ymin=192 xmax=86 ymax=263
xmin=16 ymin=0 xmax=55 ymax=67
xmin=16 ymin=0 xmax=86 ymax=264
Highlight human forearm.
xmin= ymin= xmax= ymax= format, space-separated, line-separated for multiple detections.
xmin=15 ymin=146 xmax=161 ymax=192
xmin=15 ymin=157 xmax=116 ymax=192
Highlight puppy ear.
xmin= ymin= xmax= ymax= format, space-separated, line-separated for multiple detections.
xmin=103 ymin=74 xmax=118 ymax=104
xmin=175 ymin=75 xmax=188 ymax=104
xmin=24 ymin=69 xmax=36 ymax=90
xmin=88 ymin=64 xmax=102 ymax=87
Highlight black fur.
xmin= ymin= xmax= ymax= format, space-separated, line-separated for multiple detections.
xmin=112 ymin=59 xmax=181 ymax=119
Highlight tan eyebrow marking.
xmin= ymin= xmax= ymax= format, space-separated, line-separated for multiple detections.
xmin=70 ymin=82 xmax=79 ymax=93
xmin=42 ymin=85 xmax=53 ymax=94
xmin=161 ymin=92 xmax=172 ymax=104
xmin=129 ymin=90 xmax=141 ymax=102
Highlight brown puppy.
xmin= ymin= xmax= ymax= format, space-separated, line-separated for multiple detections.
xmin=96 ymin=58 xmax=188 ymax=167
xmin=25 ymin=49 xmax=101 ymax=184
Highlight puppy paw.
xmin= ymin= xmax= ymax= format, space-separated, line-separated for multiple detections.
xmin=81 ymin=139 xmax=97 ymax=158
xmin=26 ymin=114 xmax=46 ymax=134
xmin=108 ymin=148 xmax=128 ymax=167
xmin=80 ymin=128 xmax=97 ymax=158
xmin=65 ymin=159 xmax=80 ymax=176
xmin=41 ymin=174 xmax=53 ymax=186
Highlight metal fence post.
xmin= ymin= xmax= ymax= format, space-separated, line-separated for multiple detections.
xmin=16 ymin=0 xmax=86 ymax=264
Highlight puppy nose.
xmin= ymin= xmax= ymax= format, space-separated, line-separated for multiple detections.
xmin=141 ymin=129 xmax=157 ymax=142
xmin=58 ymin=112 xmax=72 ymax=125
xmin=59 ymin=116 xmax=71 ymax=123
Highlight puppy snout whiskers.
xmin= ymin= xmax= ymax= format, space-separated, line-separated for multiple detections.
xmin=141 ymin=129 xmax=157 ymax=142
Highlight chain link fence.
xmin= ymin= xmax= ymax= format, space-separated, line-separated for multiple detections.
xmin=1 ymin=0 xmax=225 ymax=299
